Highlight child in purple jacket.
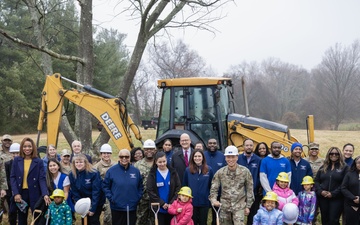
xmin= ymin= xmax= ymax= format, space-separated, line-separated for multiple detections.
xmin=296 ymin=176 xmax=316 ymax=225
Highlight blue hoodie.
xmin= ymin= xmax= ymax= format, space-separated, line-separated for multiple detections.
xmin=102 ymin=163 xmax=143 ymax=211
xmin=204 ymin=150 xmax=226 ymax=174
xmin=253 ymin=205 xmax=283 ymax=225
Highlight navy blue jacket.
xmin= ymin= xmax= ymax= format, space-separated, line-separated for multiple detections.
xmin=183 ymin=166 xmax=214 ymax=207
xmin=10 ymin=157 xmax=49 ymax=210
xmin=204 ymin=150 xmax=226 ymax=174
xmin=69 ymin=169 xmax=105 ymax=212
xmin=102 ymin=163 xmax=143 ymax=211
xmin=237 ymin=153 xmax=262 ymax=192
xmin=290 ymin=158 xmax=313 ymax=195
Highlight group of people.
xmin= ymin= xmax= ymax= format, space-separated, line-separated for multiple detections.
xmin=0 ymin=132 xmax=359 ymax=225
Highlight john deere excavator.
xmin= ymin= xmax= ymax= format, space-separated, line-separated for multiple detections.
xmin=37 ymin=73 xmax=142 ymax=150
xmin=155 ymin=77 xmax=314 ymax=157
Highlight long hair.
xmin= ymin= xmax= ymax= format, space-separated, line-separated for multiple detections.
xmin=189 ymin=150 xmax=209 ymax=175
xmin=130 ymin=147 xmax=144 ymax=163
xmin=71 ymin=154 xmax=96 ymax=178
xmin=20 ymin=137 xmax=38 ymax=159
xmin=46 ymin=144 xmax=57 ymax=158
xmin=46 ymin=158 xmax=63 ymax=193
xmin=254 ymin=142 xmax=270 ymax=158
xmin=152 ymin=151 xmax=167 ymax=170
xmin=321 ymin=147 xmax=346 ymax=173
xmin=350 ymin=156 xmax=360 ymax=172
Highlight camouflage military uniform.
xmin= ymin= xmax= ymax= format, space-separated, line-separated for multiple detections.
xmin=134 ymin=159 xmax=154 ymax=225
xmin=304 ymin=157 xmax=324 ymax=178
xmin=209 ymin=164 xmax=254 ymax=225
xmin=94 ymin=159 xmax=116 ymax=225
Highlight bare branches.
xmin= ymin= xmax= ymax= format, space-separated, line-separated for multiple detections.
xmin=0 ymin=28 xmax=85 ymax=64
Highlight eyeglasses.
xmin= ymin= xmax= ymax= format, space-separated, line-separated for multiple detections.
xmin=180 ymin=139 xmax=190 ymax=142
xmin=119 ymin=155 xmax=130 ymax=159
xmin=329 ymin=153 xmax=340 ymax=156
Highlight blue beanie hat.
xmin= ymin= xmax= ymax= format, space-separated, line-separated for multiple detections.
xmin=291 ymin=142 xmax=303 ymax=152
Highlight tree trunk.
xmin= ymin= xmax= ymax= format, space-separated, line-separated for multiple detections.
xmin=75 ymin=0 xmax=94 ymax=155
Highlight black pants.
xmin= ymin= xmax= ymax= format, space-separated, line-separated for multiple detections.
xmin=6 ymin=195 xmax=16 ymax=225
xmin=318 ymin=196 xmax=343 ymax=225
xmin=81 ymin=203 xmax=103 ymax=225
xmin=192 ymin=206 xmax=208 ymax=225
xmin=111 ymin=209 xmax=136 ymax=225
xmin=247 ymin=194 xmax=262 ymax=225
xmin=157 ymin=212 xmax=172 ymax=225
xmin=17 ymin=189 xmax=30 ymax=225
xmin=344 ymin=203 xmax=360 ymax=225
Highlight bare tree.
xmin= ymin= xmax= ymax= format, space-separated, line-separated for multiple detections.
xmin=312 ymin=41 xmax=360 ymax=130
xmin=149 ymin=39 xmax=206 ymax=78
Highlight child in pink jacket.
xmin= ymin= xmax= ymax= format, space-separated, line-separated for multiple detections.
xmin=168 ymin=186 xmax=194 ymax=225
xmin=272 ymin=172 xmax=299 ymax=210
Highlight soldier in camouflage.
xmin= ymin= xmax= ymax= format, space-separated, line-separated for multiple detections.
xmin=0 ymin=134 xmax=12 ymax=223
xmin=209 ymin=145 xmax=254 ymax=225
xmin=134 ymin=139 xmax=157 ymax=225
xmin=94 ymin=144 xmax=116 ymax=225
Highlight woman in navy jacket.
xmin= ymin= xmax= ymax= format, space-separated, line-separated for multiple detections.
xmin=147 ymin=152 xmax=181 ymax=225
xmin=10 ymin=137 xmax=50 ymax=225
xmin=183 ymin=150 xmax=213 ymax=225
xmin=69 ymin=154 xmax=105 ymax=225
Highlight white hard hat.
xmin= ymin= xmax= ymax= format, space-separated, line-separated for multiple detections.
xmin=75 ymin=197 xmax=91 ymax=218
xmin=100 ymin=143 xmax=112 ymax=153
xmin=143 ymin=139 xmax=156 ymax=149
xmin=224 ymin=145 xmax=238 ymax=156
xmin=9 ymin=143 xmax=20 ymax=153
xmin=282 ymin=203 xmax=299 ymax=224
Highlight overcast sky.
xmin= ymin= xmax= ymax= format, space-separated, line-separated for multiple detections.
xmin=93 ymin=0 xmax=360 ymax=75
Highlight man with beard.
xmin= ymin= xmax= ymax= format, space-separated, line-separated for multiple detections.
xmin=134 ymin=139 xmax=157 ymax=225
xmin=289 ymin=142 xmax=312 ymax=195
xmin=237 ymin=139 xmax=262 ymax=225
xmin=204 ymin=138 xmax=226 ymax=225
xmin=260 ymin=141 xmax=291 ymax=194
xmin=0 ymin=134 xmax=13 ymax=162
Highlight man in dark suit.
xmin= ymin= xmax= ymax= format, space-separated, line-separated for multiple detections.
xmin=70 ymin=140 xmax=92 ymax=163
xmin=171 ymin=133 xmax=192 ymax=182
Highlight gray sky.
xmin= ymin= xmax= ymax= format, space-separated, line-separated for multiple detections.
xmin=93 ymin=0 xmax=360 ymax=75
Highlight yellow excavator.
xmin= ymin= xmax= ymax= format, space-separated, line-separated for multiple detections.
xmin=36 ymin=73 xmax=142 ymax=150
xmin=155 ymin=77 xmax=314 ymax=157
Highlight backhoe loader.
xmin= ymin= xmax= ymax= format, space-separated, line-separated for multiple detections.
xmin=37 ymin=73 xmax=142 ymax=150
xmin=155 ymin=77 xmax=314 ymax=157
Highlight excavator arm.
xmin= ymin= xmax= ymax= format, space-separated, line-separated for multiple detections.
xmin=37 ymin=73 xmax=142 ymax=150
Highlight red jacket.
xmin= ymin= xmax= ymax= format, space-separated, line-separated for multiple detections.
xmin=168 ymin=198 xmax=194 ymax=225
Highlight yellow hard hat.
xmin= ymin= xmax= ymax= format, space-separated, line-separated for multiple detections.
xmin=262 ymin=191 xmax=278 ymax=202
xmin=301 ymin=176 xmax=314 ymax=185
xmin=276 ymin=172 xmax=289 ymax=182
xmin=51 ymin=189 xmax=65 ymax=199
xmin=178 ymin=186 xmax=193 ymax=198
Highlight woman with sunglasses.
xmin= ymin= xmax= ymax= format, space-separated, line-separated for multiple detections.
xmin=315 ymin=147 xmax=348 ymax=225
xmin=69 ymin=154 xmax=105 ymax=225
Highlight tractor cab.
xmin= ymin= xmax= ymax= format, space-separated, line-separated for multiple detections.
xmin=155 ymin=78 xmax=234 ymax=151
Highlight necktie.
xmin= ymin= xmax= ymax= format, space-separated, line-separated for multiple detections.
xmin=184 ymin=150 xmax=189 ymax=167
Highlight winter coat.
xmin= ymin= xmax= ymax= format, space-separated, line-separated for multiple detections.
xmin=147 ymin=167 xmax=181 ymax=208
xmin=341 ymin=170 xmax=360 ymax=207
xmin=315 ymin=164 xmax=348 ymax=199
xmin=10 ymin=157 xmax=49 ymax=211
xmin=168 ymin=199 xmax=194 ymax=225
xmin=69 ymin=169 xmax=105 ymax=212
xmin=297 ymin=190 xmax=316 ymax=224
xmin=272 ymin=183 xmax=299 ymax=210
xmin=253 ymin=205 xmax=283 ymax=225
